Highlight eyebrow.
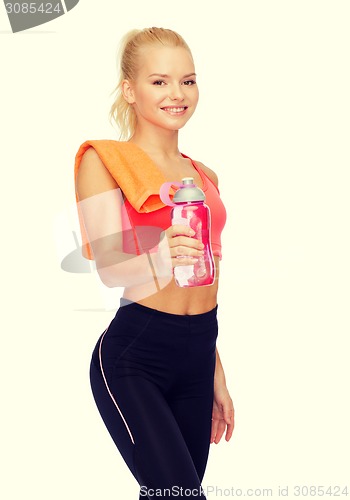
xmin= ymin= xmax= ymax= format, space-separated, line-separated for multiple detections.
xmin=147 ymin=73 xmax=197 ymax=78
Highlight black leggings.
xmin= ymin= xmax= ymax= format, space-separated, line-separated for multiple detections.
xmin=89 ymin=298 xmax=218 ymax=499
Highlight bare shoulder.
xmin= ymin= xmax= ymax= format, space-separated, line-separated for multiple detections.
xmin=194 ymin=160 xmax=219 ymax=187
xmin=76 ymin=147 xmax=119 ymax=200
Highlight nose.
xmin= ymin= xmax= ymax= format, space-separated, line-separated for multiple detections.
xmin=169 ymin=84 xmax=185 ymax=101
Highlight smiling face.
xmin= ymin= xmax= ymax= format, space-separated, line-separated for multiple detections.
xmin=123 ymin=46 xmax=199 ymax=133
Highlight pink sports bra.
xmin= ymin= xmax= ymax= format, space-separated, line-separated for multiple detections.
xmin=121 ymin=155 xmax=227 ymax=260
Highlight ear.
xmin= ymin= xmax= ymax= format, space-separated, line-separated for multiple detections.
xmin=121 ymin=79 xmax=135 ymax=104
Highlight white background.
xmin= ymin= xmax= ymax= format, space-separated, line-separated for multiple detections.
xmin=1 ymin=1 xmax=349 ymax=499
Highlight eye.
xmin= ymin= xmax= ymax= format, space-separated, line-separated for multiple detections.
xmin=183 ymin=80 xmax=197 ymax=86
xmin=152 ymin=80 xmax=166 ymax=86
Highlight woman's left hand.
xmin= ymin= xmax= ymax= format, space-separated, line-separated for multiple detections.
xmin=211 ymin=383 xmax=235 ymax=443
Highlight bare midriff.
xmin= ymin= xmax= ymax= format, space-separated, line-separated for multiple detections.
xmin=122 ymin=256 xmax=220 ymax=315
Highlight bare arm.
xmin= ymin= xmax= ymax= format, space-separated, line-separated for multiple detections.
xmin=212 ymin=345 xmax=235 ymax=443
xmin=75 ymin=148 xmax=203 ymax=289
xmin=214 ymin=347 xmax=227 ymax=388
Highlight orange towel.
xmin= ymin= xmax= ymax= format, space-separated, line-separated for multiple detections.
xmin=74 ymin=140 xmax=173 ymax=260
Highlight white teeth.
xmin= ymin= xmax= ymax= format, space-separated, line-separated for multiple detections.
xmin=162 ymin=107 xmax=186 ymax=112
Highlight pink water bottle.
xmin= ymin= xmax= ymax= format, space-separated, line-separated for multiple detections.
xmin=160 ymin=177 xmax=215 ymax=287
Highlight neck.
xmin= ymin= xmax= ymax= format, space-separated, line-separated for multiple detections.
xmin=128 ymin=124 xmax=182 ymax=160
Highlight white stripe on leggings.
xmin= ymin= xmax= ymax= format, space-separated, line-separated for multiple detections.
xmin=98 ymin=324 xmax=135 ymax=445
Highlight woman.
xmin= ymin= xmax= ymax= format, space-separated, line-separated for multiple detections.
xmin=75 ymin=27 xmax=234 ymax=499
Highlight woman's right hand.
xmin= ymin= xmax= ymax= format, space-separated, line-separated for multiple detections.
xmin=153 ymin=224 xmax=205 ymax=277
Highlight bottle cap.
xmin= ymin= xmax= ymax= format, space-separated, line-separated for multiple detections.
xmin=173 ymin=177 xmax=205 ymax=203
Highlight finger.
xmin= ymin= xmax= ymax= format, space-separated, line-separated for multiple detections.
xmin=213 ymin=419 xmax=226 ymax=444
xmin=159 ymin=231 xmax=201 ymax=264
xmin=170 ymin=235 xmax=204 ymax=250
xmin=167 ymin=225 xmax=195 ymax=238
xmin=223 ymin=406 xmax=234 ymax=426
xmin=172 ymin=256 xmax=199 ymax=267
xmin=225 ymin=420 xmax=235 ymax=442
xmin=171 ymin=245 xmax=204 ymax=261
xmin=210 ymin=419 xmax=219 ymax=444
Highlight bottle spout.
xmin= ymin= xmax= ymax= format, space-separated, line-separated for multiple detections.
xmin=181 ymin=177 xmax=195 ymax=186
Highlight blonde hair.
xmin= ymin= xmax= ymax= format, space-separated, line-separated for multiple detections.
xmin=108 ymin=27 xmax=193 ymax=141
